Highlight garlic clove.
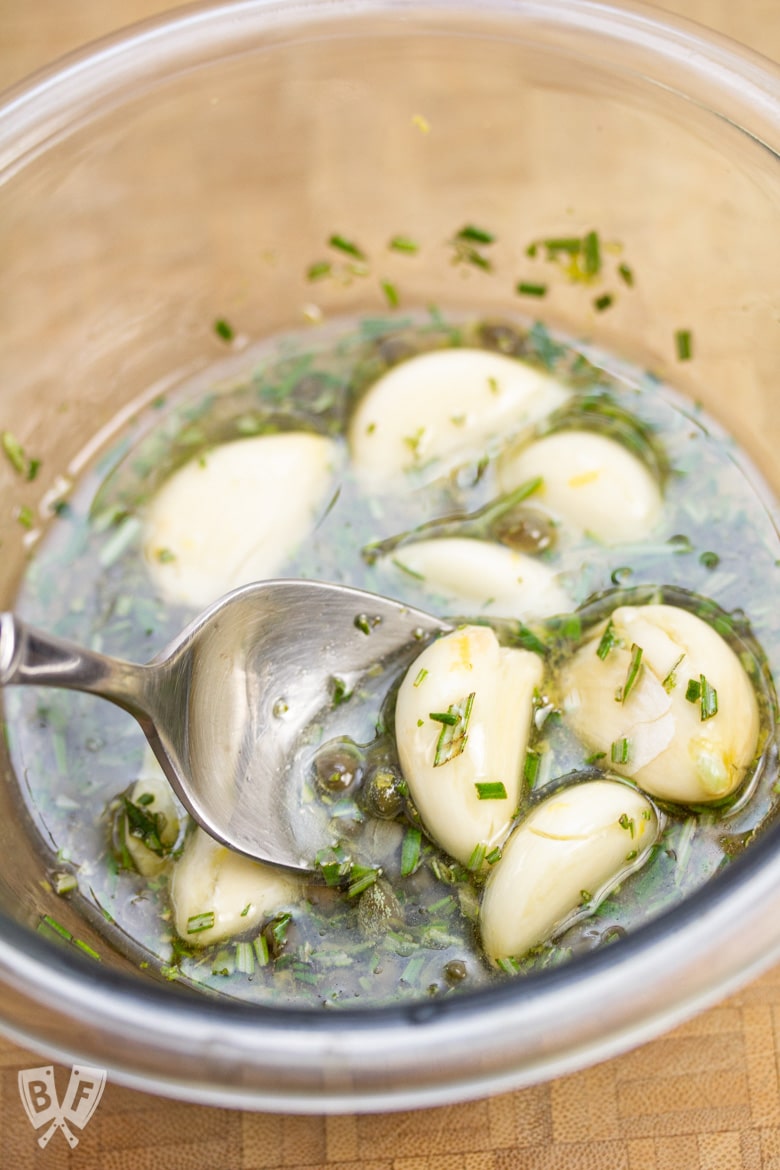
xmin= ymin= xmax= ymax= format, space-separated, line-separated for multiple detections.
xmin=143 ymin=432 xmax=337 ymax=608
xmin=395 ymin=625 xmax=543 ymax=866
xmin=348 ymin=348 xmax=568 ymax=481
xmin=481 ymin=779 xmax=659 ymax=962
xmin=384 ymin=537 xmax=571 ymax=619
xmin=498 ymin=429 xmax=662 ymax=544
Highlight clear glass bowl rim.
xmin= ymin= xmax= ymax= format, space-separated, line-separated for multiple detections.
xmin=0 ymin=0 xmax=779 ymax=1112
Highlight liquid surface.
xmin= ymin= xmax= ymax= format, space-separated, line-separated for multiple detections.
xmin=6 ymin=312 xmax=780 ymax=1007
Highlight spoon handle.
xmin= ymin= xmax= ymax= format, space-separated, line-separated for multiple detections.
xmin=0 ymin=612 xmax=151 ymax=719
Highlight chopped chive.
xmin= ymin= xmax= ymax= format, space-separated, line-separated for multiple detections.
xmin=235 ymin=941 xmax=255 ymax=975
xmin=523 ymin=749 xmax=541 ymax=785
xmin=611 ymin=737 xmax=631 ymax=765
xmin=618 ymin=262 xmax=634 ymax=287
xmin=455 ymin=224 xmax=495 ymax=245
xmin=53 ymin=872 xmax=78 ymax=895
xmin=253 ymin=934 xmax=270 ymax=966
xmin=401 ymin=827 xmax=422 ymax=876
xmin=17 ymin=505 xmax=34 ymax=529
xmin=584 ymin=751 xmax=607 ymax=765
xmin=625 ymin=849 xmax=638 ymax=861
xmin=486 ymin=846 xmax=503 ymax=865
xmin=596 ymin=619 xmax=618 ymax=661
xmin=466 ymin=842 xmax=487 ymax=871
xmin=474 ymin=781 xmax=508 ymax=800
xmin=74 ymin=939 xmax=101 ymax=961
xmin=610 ymin=566 xmax=633 ymax=585
xmin=40 ymin=914 xmax=71 ymax=941
xmin=432 ymin=692 xmax=475 ymax=767
xmin=662 ymin=653 xmax=686 ymax=693
xmin=618 ymin=813 xmax=636 ymax=838
xmin=496 ymin=956 xmax=521 ymax=974
xmin=699 ymin=675 xmax=718 ymax=721
xmin=214 ymin=318 xmax=234 ymax=341
xmin=306 ymin=260 xmax=332 ymax=281
xmin=328 ymin=234 xmax=366 ymax=260
xmin=675 ymin=328 xmax=693 ymax=361
xmin=347 ymin=867 xmax=379 ymax=898
xmin=593 ymin=293 xmax=614 ymax=312
xmin=620 ymin=643 xmax=643 ymax=703
xmin=699 ymin=551 xmax=720 ymax=569
xmin=2 ymin=431 xmax=39 ymax=480
xmin=389 ymin=235 xmax=419 ymax=254
xmin=413 ymin=668 xmax=428 ymax=688
xmin=380 ymin=280 xmax=399 ymax=308
xmin=516 ymin=281 xmax=547 ymax=298
xmin=685 ymin=678 xmax=702 ymax=703
xmin=543 ymin=237 xmax=582 ymax=256
xmin=240 ymin=902 xmax=251 ymax=917
xmin=583 ymin=230 xmax=601 ymax=276
xmin=186 ymin=911 xmax=215 ymax=934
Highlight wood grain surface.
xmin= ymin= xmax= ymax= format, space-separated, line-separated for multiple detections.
xmin=1 ymin=2 xmax=779 ymax=1167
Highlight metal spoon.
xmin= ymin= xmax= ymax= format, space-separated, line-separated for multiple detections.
xmin=0 ymin=580 xmax=447 ymax=872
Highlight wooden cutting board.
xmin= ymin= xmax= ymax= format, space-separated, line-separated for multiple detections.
xmin=1 ymin=2 xmax=779 ymax=1166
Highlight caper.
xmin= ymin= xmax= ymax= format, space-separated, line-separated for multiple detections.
xmin=357 ymin=879 xmax=404 ymax=939
xmin=361 ymin=763 xmax=405 ymax=819
xmin=443 ymin=959 xmax=468 ymax=984
xmin=491 ymin=505 xmax=556 ymax=554
xmin=312 ymin=738 xmax=364 ymax=795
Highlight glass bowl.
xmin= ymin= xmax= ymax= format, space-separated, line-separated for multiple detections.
xmin=0 ymin=0 xmax=779 ymax=1111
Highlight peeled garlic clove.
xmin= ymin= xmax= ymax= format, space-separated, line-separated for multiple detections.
xmin=385 ymin=537 xmax=571 ymax=619
xmin=170 ymin=827 xmax=302 ymax=947
xmin=395 ymin=625 xmax=543 ymax=866
xmin=123 ymin=760 xmax=181 ymax=878
xmin=144 ymin=432 xmax=337 ymax=608
xmin=498 ymin=430 xmax=662 ymax=544
xmin=481 ymin=779 xmax=659 ymax=962
xmin=560 ymin=604 xmax=760 ymax=804
xmin=348 ymin=348 xmax=569 ymax=481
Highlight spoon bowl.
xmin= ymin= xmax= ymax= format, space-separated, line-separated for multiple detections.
xmin=0 ymin=580 xmax=447 ymax=871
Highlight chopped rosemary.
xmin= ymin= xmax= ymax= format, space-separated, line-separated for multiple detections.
xmin=466 ymin=842 xmax=487 ymax=871
xmin=593 ymin=293 xmax=614 ymax=312
xmin=523 ymin=749 xmax=541 ymax=785
xmin=596 ymin=619 xmax=618 ymax=661
xmin=214 ymin=318 xmax=234 ymax=342
xmin=618 ymin=643 xmax=644 ymax=703
xmin=675 ymin=328 xmax=693 ymax=361
xmin=381 ymin=280 xmax=400 ymax=308
xmin=455 ymin=224 xmax=495 ymax=245
xmin=388 ymin=235 xmax=419 ymax=254
xmin=306 ymin=260 xmax=332 ymax=281
xmin=618 ymin=262 xmax=634 ymax=287
xmin=186 ymin=911 xmax=216 ymax=934
xmin=662 ymin=653 xmax=686 ymax=692
xmin=611 ymin=737 xmax=631 ymax=765
xmin=2 ymin=431 xmax=39 ymax=480
xmin=328 ymin=234 xmax=366 ymax=260
xmin=618 ymin=813 xmax=636 ymax=838
xmin=431 ymin=692 xmax=475 ymax=767
xmin=474 ymin=781 xmax=508 ymax=800
xmin=516 ymin=281 xmax=547 ymax=298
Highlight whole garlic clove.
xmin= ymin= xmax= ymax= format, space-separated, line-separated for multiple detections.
xmin=481 ymin=779 xmax=659 ymax=962
xmin=348 ymin=348 xmax=569 ymax=481
xmin=144 ymin=431 xmax=338 ymax=608
xmin=394 ymin=625 xmax=543 ymax=867
xmin=384 ymin=537 xmax=571 ymax=619
xmin=498 ymin=429 xmax=662 ymax=544
xmin=559 ymin=604 xmax=760 ymax=804
xmin=170 ymin=827 xmax=302 ymax=947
